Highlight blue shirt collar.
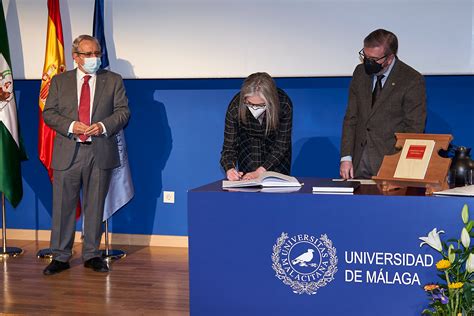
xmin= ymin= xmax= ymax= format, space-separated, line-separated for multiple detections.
xmin=373 ymin=57 xmax=396 ymax=88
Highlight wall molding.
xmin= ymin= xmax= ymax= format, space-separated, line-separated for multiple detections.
xmin=1 ymin=229 xmax=188 ymax=248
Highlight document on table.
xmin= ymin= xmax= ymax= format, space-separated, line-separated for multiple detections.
xmin=433 ymin=185 xmax=474 ymax=197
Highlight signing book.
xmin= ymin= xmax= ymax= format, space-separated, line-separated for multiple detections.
xmin=222 ymin=171 xmax=302 ymax=188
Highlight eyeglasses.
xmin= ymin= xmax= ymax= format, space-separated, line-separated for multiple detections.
xmin=244 ymin=101 xmax=267 ymax=110
xmin=358 ymin=49 xmax=387 ymax=63
xmin=76 ymin=51 xmax=102 ymax=58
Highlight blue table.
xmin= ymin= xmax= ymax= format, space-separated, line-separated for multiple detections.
xmin=188 ymin=179 xmax=473 ymax=316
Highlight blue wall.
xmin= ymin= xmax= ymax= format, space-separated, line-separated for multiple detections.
xmin=6 ymin=75 xmax=474 ymax=236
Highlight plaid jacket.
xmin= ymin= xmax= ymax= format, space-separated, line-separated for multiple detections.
xmin=220 ymin=88 xmax=293 ymax=174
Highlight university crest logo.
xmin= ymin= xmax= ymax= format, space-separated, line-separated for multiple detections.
xmin=271 ymin=232 xmax=338 ymax=295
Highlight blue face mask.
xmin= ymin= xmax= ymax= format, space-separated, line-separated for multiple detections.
xmin=82 ymin=57 xmax=101 ymax=74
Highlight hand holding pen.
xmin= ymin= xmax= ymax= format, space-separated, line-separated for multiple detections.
xmin=226 ymin=164 xmax=244 ymax=181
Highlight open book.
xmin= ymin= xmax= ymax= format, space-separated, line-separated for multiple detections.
xmin=222 ymin=171 xmax=302 ymax=188
xmin=224 ymin=186 xmax=302 ymax=193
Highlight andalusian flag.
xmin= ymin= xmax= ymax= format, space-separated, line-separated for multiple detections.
xmin=39 ymin=0 xmax=66 ymax=180
xmin=0 ymin=2 xmax=27 ymax=207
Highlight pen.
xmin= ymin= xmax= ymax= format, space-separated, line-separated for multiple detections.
xmin=233 ymin=163 xmax=242 ymax=180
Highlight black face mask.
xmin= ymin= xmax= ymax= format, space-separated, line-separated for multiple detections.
xmin=363 ymin=58 xmax=383 ymax=75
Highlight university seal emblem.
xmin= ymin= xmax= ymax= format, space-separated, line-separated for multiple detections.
xmin=271 ymin=232 xmax=338 ymax=295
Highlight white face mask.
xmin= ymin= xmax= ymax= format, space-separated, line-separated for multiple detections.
xmin=247 ymin=106 xmax=267 ymax=120
xmin=82 ymin=57 xmax=101 ymax=74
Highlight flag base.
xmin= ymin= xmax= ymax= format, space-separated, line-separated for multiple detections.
xmin=101 ymin=249 xmax=126 ymax=261
xmin=0 ymin=247 xmax=23 ymax=257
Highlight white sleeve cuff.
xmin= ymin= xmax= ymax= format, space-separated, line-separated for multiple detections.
xmin=99 ymin=122 xmax=107 ymax=136
xmin=340 ymin=155 xmax=352 ymax=162
xmin=68 ymin=121 xmax=75 ymax=135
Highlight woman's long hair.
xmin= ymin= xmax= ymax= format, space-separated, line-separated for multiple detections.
xmin=238 ymin=72 xmax=279 ymax=135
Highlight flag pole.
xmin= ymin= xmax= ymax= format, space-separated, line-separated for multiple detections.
xmin=94 ymin=0 xmax=130 ymax=262
xmin=0 ymin=193 xmax=23 ymax=257
xmin=37 ymin=0 xmax=66 ymax=260
xmin=101 ymin=218 xmax=126 ymax=261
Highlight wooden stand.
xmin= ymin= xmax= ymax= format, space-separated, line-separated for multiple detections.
xmin=372 ymin=133 xmax=452 ymax=195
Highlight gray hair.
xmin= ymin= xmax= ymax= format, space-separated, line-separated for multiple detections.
xmin=72 ymin=35 xmax=101 ymax=54
xmin=238 ymin=72 xmax=279 ymax=135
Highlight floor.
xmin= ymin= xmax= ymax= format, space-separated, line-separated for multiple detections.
xmin=0 ymin=240 xmax=189 ymax=315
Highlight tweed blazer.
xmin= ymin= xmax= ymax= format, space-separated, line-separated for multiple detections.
xmin=43 ymin=69 xmax=130 ymax=170
xmin=340 ymin=59 xmax=426 ymax=175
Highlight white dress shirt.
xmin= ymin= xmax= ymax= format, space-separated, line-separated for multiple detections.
xmin=68 ymin=67 xmax=106 ymax=141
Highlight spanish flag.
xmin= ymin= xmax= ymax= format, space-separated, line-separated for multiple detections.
xmin=38 ymin=0 xmax=65 ymax=180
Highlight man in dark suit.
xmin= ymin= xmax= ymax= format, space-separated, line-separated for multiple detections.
xmin=42 ymin=35 xmax=130 ymax=275
xmin=340 ymin=29 xmax=426 ymax=179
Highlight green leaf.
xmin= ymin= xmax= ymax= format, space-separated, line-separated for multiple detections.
xmin=467 ymin=220 xmax=474 ymax=232
xmin=463 ymin=282 xmax=472 ymax=309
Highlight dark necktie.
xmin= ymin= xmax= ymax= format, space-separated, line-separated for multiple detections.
xmin=372 ymin=74 xmax=384 ymax=107
xmin=78 ymin=75 xmax=91 ymax=141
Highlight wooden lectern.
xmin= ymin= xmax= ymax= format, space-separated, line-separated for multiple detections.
xmin=372 ymin=133 xmax=453 ymax=195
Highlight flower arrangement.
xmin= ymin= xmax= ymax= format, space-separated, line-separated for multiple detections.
xmin=420 ymin=204 xmax=473 ymax=316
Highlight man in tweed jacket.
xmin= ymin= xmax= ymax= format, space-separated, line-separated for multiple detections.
xmin=340 ymin=29 xmax=426 ymax=179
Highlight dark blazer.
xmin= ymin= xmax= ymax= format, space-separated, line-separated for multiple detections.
xmin=43 ymin=69 xmax=130 ymax=170
xmin=340 ymin=59 xmax=426 ymax=175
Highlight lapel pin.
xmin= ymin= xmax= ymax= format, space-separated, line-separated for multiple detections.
xmin=392 ymin=82 xmax=396 ymax=86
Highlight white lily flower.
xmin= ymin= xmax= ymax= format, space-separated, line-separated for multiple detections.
xmin=419 ymin=228 xmax=444 ymax=252
xmin=467 ymin=253 xmax=474 ymax=273
xmin=462 ymin=204 xmax=469 ymax=224
xmin=461 ymin=227 xmax=470 ymax=248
